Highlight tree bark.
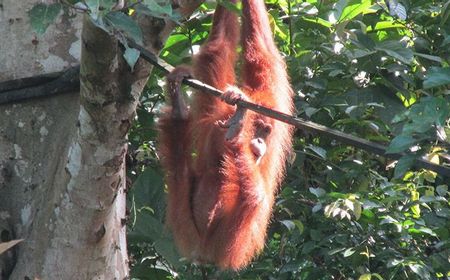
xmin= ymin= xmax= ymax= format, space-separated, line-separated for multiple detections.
xmin=0 ymin=0 xmax=201 ymax=278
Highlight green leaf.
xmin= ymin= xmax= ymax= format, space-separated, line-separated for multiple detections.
xmin=436 ymin=185 xmax=448 ymax=197
xmin=386 ymin=135 xmax=417 ymax=154
xmin=397 ymin=97 xmax=449 ymax=142
xmin=280 ymin=219 xmax=305 ymax=234
xmin=279 ymin=261 xmax=303 ymax=273
xmin=84 ymin=0 xmax=100 ymax=18
xmin=104 ymin=11 xmax=143 ymax=44
xmin=362 ymin=209 xmax=375 ymax=220
xmin=307 ymin=145 xmax=327 ymax=159
xmin=324 ymin=204 xmax=334 ymax=217
xmin=328 ymin=247 xmax=346 ymax=255
xmin=387 ymin=258 xmax=403 ymax=268
xmin=85 ymin=0 xmax=117 ymax=20
xmin=387 ymin=0 xmax=407 ymax=20
xmin=442 ymin=34 xmax=450 ymax=47
xmin=154 ymin=238 xmax=182 ymax=268
xmin=135 ymin=1 xmax=179 ymax=20
xmin=312 ymin=203 xmax=322 ymax=213
xmin=301 ymin=16 xmax=332 ymax=28
xmin=339 ymin=0 xmax=371 ymax=22
xmin=343 ymin=247 xmax=356 ymax=257
xmin=280 ymin=220 xmax=296 ymax=231
xmin=123 ymin=47 xmax=140 ymax=70
xmin=419 ymin=195 xmax=447 ymax=203
xmin=128 ymin=211 xmax=165 ymax=243
xmin=410 ymin=196 xmax=421 ymax=218
xmin=376 ymin=40 xmax=414 ymax=64
xmin=330 ymin=0 xmax=348 ymax=23
xmin=442 ymin=0 xmax=450 ymax=25
xmin=352 ymin=200 xmax=362 ymax=220
xmin=371 ymin=274 xmax=384 ymax=280
xmin=380 ymin=215 xmax=398 ymax=225
xmin=408 ymin=263 xmax=431 ymax=279
xmin=130 ymin=168 xmax=165 ymax=220
xmin=301 ymin=241 xmax=316 ymax=254
xmin=144 ymin=0 xmax=173 ymax=15
xmin=354 ymin=31 xmax=376 ymax=50
xmin=368 ymin=21 xmax=404 ymax=31
xmin=423 ymin=67 xmax=450 ymax=89
xmin=393 ymin=154 xmax=416 ymax=179
xmin=304 ymin=106 xmax=320 ymax=117
xmin=358 ymin=274 xmax=372 ymax=280
xmin=28 ymin=3 xmax=62 ymax=34
xmin=414 ymin=52 xmax=443 ymax=63
xmin=128 ymin=211 xmax=181 ymax=268
xmin=298 ymin=2 xmax=319 ymax=16
xmin=293 ymin=219 xmax=305 ymax=234
xmin=436 ymin=208 xmax=450 ymax=218
xmin=309 ymin=187 xmax=326 ymax=198
xmin=408 ymin=227 xmax=437 ymax=237
xmin=164 ymin=34 xmax=189 ymax=49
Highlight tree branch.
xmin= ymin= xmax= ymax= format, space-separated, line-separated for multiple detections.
xmin=1 ymin=41 xmax=449 ymax=177
xmin=0 ymin=66 xmax=79 ymax=103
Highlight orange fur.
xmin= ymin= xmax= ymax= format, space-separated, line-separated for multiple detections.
xmin=158 ymin=0 xmax=294 ymax=270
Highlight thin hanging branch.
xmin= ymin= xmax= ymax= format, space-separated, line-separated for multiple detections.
xmin=127 ymin=39 xmax=450 ymax=177
xmin=0 ymin=40 xmax=448 ymax=177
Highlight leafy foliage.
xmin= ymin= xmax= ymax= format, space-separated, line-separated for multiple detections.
xmin=28 ymin=3 xmax=62 ymax=34
xmin=127 ymin=0 xmax=450 ymax=279
xmin=128 ymin=0 xmax=450 ymax=278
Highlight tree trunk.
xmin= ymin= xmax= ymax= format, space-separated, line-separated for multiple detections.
xmin=0 ymin=0 xmax=201 ymax=278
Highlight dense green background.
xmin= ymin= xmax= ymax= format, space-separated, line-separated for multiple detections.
xmin=121 ymin=1 xmax=450 ymax=279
